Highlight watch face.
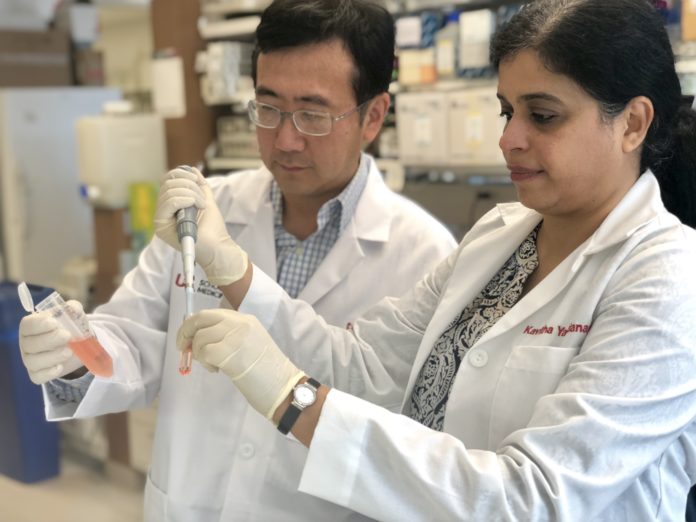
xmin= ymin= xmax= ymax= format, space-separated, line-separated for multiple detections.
xmin=294 ymin=384 xmax=316 ymax=408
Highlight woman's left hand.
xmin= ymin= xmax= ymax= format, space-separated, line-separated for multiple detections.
xmin=177 ymin=309 xmax=305 ymax=420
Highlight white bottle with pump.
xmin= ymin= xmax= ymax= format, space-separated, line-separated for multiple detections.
xmin=436 ymin=11 xmax=460 ymax=80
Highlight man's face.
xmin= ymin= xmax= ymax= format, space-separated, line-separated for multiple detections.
xmin=254 ymin=39 xmax=379 ymax=202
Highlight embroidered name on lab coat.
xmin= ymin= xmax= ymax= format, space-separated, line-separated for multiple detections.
xmin=523 ymin=323 xmax=590 ymax=336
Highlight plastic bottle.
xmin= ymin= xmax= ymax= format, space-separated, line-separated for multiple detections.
xmin=435 ymin=11 xmax=460 ymax=80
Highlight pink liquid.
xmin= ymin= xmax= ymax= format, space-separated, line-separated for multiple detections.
xmin=68 ymin=336 xmax=113 ymax=378
xmin=179 ymin=347 xmax=192 ymax=376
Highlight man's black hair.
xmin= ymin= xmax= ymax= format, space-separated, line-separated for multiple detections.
xmin=251 ymin=0 xmax=395 ymax=105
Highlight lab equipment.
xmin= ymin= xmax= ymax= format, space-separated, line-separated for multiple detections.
xmin=0 ymin=87 xmax=121 ymax=286
xmin=398 ymin=48 xmax=437 ymax=86
xmin=17 ymin=281 xmax=35 ymax=314
xmin=30 ymin=288 xmax=113 ymax=378
xmin=396 ymin=86 xmax=507 ymax=170
xmin=197 ymin=41 xmax=254 ymax=106
xmin=175 ymin=166 xmax=199 ymax=376
xmin=436 ymin=11 xmax=460 ymax=80
xmin=458 ymin=9 xmax=495 ymax=70
xmin=396 ymin=91 xmax=449 ymax=164
xmin=76 ymin=102 xmax=166 ymax=209
xmin=217 ymin=115 xmax=259 ymax=158
xmin=446 ymin=86 xmax=507 ymax=167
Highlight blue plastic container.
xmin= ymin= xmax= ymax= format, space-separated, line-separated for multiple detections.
xmin=0 ymin=281 xmax=60 ymax=483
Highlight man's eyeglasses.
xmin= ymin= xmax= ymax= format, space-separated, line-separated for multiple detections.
xmin=247 ymin=99 xmax=368 ymax=137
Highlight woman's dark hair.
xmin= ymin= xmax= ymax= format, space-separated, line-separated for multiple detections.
xmin=490 ymin=0 xmax=696 ymax=226
xmin=251 ymin=0 xmax=395 ymax=107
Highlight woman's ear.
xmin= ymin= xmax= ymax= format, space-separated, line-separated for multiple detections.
xmin=361 ymin=92 xmax=390 ymax=144
xmin=622 ymin=96 xmax=654 ymax=154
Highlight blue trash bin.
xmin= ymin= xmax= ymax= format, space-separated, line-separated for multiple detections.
xmin=0 ymin=281 xmax=60 ymax=483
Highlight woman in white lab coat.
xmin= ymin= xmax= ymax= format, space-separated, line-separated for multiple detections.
xmin=170 ymin=0 xmax=696 ymax=520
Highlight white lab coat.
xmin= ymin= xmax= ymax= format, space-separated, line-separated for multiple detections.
xmin=241 ymin=172 xmax=696 ymax=521
xmin=43 ymin=156 xmax=456 ymax=521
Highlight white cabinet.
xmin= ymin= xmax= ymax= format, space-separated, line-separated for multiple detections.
xmin=396 ymin=91 xmax=449 ymax=165
xmin=0 ymin=87 xmax=121 ymax=286
xmin=447 ymin=86 xmax=506 ymax=167
xmin=395 ymin=85 xmax=506 ymax=170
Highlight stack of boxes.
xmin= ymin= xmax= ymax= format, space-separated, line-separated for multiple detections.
xmin=393 ymin=7 xmax=508 ymax=170
xmin=396 ymin=86 xmax=505 ymax=169
xmin=684 ymin=1 xmax=696 ymax=41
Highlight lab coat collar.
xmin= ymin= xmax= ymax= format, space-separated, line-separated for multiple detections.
xmin=297 ymin=159 xmax=395 ymax=305
xmin=217 ymin=159 xmax=394 ymax=306
xmin=495 ymin=170 xmax=664 ymax=256
xmin=583 ymin=171 xmax=665 ymax=255
xmin=220 ymin=166 xmax=273 ymax=226
xmin=464 ymin=171 xmax=665 ymax=348
xmin=220 ymin=159 xmax=392 ymax=243
xmin=350 ymin=156 xmax=393 ymax=243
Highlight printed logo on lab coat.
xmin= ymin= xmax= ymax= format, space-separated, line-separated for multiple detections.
xmin=174 ymin=273 xmax=223 ymax=299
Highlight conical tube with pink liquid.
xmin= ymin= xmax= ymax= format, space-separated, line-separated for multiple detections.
xmin=34 ymin=292 xmax=113 ymax=378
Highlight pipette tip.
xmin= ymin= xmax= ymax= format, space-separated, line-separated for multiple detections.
xmin=179 ymin=347 xmax=192 ymax=376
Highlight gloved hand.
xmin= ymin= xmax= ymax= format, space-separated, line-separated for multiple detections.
xmin=177 ymin=309 xmax=304 ymax=420
xmin=153 ymin=165 xmax=249 ymax=287
xmin=19 ymin=300 xmax=86 ymax=385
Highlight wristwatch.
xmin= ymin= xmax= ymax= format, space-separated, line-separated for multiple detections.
xmin=277 ymin=377 xmax=321 ymax=435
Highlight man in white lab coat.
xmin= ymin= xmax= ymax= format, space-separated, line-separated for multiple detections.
xmin=17 ymin=1 xmax=456 ymax=520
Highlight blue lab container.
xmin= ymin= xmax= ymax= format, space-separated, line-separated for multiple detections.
xmin=0 ymin=281 xmax=59 ymax=483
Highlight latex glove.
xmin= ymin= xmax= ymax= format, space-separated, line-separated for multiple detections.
xmin=177 ymin=309 xmax=304 ymax=420
xmin=19 ymin=300 xmax=86 ymax=385
xmin=153 ymin=165 xmax=248 ymax=287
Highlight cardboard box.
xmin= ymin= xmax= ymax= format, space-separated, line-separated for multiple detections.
xmin=684 ymin=0 xmax=696 ymax=41
xmin=0 ymin=30 xmax=71 ymax=86
xmin=74 ymin=47 xmax=104 ymax=86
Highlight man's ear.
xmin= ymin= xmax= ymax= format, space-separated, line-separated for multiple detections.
xmin=361 ymin=92 xmax=390 ymax=144
xmin=622 ymin=95 xmax=654 ymax=154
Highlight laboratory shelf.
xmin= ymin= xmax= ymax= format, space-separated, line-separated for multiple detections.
xmin=201 ymin=0 xmax=271 ymax=17
xmin=393 ymin=0 xmax=524 ymax=16
xmin=207 ymin=156 xmax=263 ymax=171
xmin=197 ymin=15 xmax=261 ymax=40
xmin=391 ymin=77 xmax=497 ymax=94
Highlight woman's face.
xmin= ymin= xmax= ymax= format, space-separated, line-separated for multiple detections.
xmin=497 ymin=50 xmax=638 ymax=221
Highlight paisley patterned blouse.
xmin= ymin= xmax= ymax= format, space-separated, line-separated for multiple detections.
xmin=408 ymin=225 xmax=541 ymax=431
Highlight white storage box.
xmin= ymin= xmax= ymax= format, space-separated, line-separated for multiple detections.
xmin=396 ymin=91 xmax=449 ymax=165
xmin=77 ymin=109 xmax=167 ymax=208
xmin=447 ymin=86 xmax=506 ymax=167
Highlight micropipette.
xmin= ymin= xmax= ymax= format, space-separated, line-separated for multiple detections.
xmin=175 ymin=166 xmax=199 ymax=375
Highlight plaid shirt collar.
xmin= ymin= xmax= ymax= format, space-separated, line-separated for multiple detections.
xmin=270 ymin=153 xmax=370 ymax=235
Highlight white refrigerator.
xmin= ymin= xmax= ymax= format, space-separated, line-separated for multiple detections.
xmin=0 ymin=87 xmax=121 ymax=288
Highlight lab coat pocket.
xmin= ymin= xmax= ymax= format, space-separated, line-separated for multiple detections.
xmin=489 ymin=344 xmax=577 ymax=449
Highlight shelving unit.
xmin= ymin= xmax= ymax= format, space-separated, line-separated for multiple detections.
xmin=195 ymin=0 xmax=516 ymax=180
xmin=197 ymin=0 xmax=695 ymax=201
xmin=198 ymin=0 xmax=270 ymax=40
xmin=207 ymin=156 xmax=262 ymax=171
xmin=200 ymin=0 xmax=271 ymax=17
xmin=197 ymin=15 xmax=260 ymax=40
xmin=391 ymin=0 xmax=523 ymax=15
